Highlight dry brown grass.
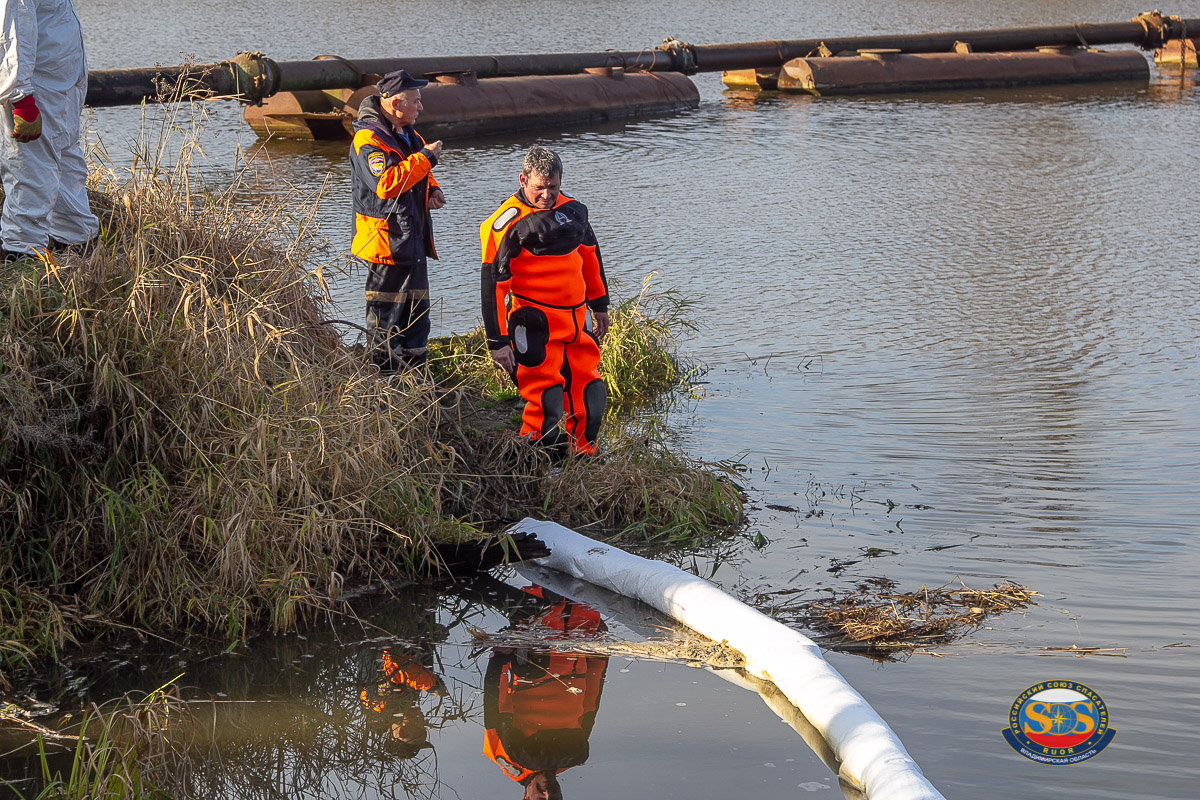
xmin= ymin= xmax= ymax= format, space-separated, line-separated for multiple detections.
xmin=1 ymin=152 xmax=468 ymax=675
xmin=420 ymin=385 xmax=745 ymax=544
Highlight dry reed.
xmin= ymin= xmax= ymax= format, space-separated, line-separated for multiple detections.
xmin=469 ymin=625 xmax=746 ymax=669
xmin=796 ymin=579 xmax=1038 ymax=653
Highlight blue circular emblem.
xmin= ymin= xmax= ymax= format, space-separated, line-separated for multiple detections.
xmin=1003 ymin=680 xmax=1116 ymax=765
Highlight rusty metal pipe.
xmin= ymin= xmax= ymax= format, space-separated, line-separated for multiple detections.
xmin=693 ymin=16 xmax=1199 ymax=70
xmin=84 ymin=15 xmax=1200 ymax=107
xmin=84 ymin=50 xmax=681 ymax=107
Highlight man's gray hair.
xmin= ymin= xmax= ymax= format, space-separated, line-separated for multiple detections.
xmin=522 ymin=146 xmax=562 ymax=180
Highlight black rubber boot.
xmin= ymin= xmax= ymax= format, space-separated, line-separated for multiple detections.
xmin=49 ymin=236 xmax=100 ymax=257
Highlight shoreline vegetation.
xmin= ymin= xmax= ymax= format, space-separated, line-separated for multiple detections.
xmin=0 ymin=118 xmax=744 ymax=691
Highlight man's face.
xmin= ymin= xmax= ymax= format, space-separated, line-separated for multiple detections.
xmin=519 ymin=171 xmax=561 ymax=209
xmin=388 ymin=90 xmax=423 ymax=127
xmin=522 ymin=773 xmax=561 ymax=800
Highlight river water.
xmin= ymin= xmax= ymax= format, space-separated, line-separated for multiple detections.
xmin=7 ymin=1 xmax=1199 ymax=798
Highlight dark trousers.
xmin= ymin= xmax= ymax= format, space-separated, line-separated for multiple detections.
xmin=363 ymin=256 xmax=431 ymax=371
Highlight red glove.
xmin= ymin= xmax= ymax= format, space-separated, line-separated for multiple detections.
xmin=11 ymin=95 xmax=42 ymax=142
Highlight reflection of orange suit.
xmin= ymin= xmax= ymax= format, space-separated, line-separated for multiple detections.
xmin=360 ymin=647 xmax=442 ymax=760
xmin=480 ymin=191 xmax=609 ymax=454
xmin=483 ymin=587 xmax=608 ymax=782
xmin=360 ymin=648 xmax=440 ymax=713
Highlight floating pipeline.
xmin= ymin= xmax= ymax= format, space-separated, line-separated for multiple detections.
xmin=775 ymin=46 xmax=1151 ymax=96
xmin=85 ymin=42 xmax=707 ymax=141
xmin=720 ymin=12 xmax=1199 ymax=92
xmin=83 ymin=13 xmax=1200 ymax=139
xmin=242 ymin=68 xmax=701 ymax=141
xmin=83 ymin=13 xmax=1199 ymax=105
xmin=83 ymin=45 xmax=703 ymax=108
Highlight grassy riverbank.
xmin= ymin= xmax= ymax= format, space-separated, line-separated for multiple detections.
xmin=0 ymin=155 xmax=742 ymax=687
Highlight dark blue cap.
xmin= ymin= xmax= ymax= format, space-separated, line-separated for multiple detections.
xmin=376 ymin=69 xmax=428 ymax=96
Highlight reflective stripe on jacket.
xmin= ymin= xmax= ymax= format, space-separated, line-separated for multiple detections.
xmin=350 ymin=95 xmax=439 ymax=265
xmin=381 ymin=649 xmax=439 ymax=692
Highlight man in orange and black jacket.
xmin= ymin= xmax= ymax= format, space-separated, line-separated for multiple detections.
xmin=349 ymin=69 xmax=445 ymax=373
xmin=480 ymin=146 xmax=609 ymax=454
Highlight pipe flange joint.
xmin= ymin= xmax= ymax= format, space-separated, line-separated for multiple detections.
xmin=1132 ymin=10 xmax=1168 ymax=50
xmin=658 ymin=37 xmax=698 ymax=74
xmin=229 ymin=51 xmax=281 ymax=105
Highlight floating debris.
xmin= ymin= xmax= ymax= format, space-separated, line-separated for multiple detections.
xmin=467 ymin=625 xmax=745 ymax=670
xmin=1036 ymin=645 xmax=1128 ymax=658
xmin=793 ymin=579 xmax=1037 ymax=654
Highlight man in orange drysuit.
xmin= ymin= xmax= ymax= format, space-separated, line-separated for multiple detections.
xmin=482 ymin=585 xmax=609 ymax=800
xmin=349 ymin=69 xmax=445 ymax=373
xmin=480 ymin=146 xmax=609 ymax=455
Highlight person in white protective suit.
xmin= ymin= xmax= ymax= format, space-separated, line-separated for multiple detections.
xmin=1 ymin=0 xmax=98 ymax=260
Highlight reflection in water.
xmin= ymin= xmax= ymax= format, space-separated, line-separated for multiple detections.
xmin=359 ymin=647 xmax=446 ymax=759
xmin=175 ymin=587 xmax=465 ymax=800
xmin=0 ymin=581 xmax=619 ymax=800
xmin=483 ymin=585 xmax=608 ymax=800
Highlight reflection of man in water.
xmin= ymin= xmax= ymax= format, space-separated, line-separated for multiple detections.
xmin=360 ymin=646 xmax=446 ymax=759
xmin=483 ymin=586 xmax=608 ymax=799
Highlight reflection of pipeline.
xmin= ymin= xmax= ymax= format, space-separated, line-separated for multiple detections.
xmin=510 ymin=519 xmax=945 ymax=800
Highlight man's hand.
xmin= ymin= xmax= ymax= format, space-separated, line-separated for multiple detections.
xmin=490 ymin=345 xmax=515 ymax=372
xmin=425 ymin=139 xmax=443 ymax=160
xmin=10 ymin=96 xmax=41 ymax=142
xmin=428 ymin=187 xmax=446 ymax=210
xmin=592 ymin=311 xmax=610 ymax=342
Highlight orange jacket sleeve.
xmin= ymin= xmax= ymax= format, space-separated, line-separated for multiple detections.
xmin=352 ymin=128 xmax=438 ymax=201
